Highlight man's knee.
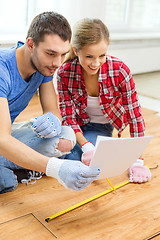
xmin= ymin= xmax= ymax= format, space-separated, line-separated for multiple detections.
xmin=57 ymin=138 xmax=74 ymax=153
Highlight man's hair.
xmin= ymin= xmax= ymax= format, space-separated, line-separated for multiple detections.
xmin=26 ymin=11 xmax=72 ymax=45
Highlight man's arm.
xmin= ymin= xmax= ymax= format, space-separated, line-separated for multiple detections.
xmin=39 ymin=81 xmax=62 ymax=121
xmin=0 ymin=97 xmax=100 ymax=191
xmin=0 ymin=97 xmax=49 ymax=173
xmin=30 ymin=80 xmax=62 ymax=138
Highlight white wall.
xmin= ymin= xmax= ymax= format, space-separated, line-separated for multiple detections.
xmin=1 ymin=0 xmax=160 ymax=75
xmin=109 ymin=46 xmax=160 ymax=74
xmin=108 ymin=34 xmax=160 ymax=74
xmin=1 ymin=36 xmax=160 ymax=75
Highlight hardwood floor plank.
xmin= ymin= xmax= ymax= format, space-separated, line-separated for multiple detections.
xmin=0 ymin=213 xmax=56 ymax=240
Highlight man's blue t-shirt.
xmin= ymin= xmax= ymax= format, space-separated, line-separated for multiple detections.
xmin=0 ymin=41 xmax=52 ymax=123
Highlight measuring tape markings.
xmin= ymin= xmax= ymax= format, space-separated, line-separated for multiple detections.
xmin=45 ymin=180 xmax=130 ymax=222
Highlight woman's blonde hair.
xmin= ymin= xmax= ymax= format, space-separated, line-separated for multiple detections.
xmin=65 ymin=18 xmax=110 ymax=62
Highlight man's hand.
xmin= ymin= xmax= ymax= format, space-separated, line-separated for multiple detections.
xmin=46 ymin=157 xmax=100 ymax=191
xmin=81 ymin=142 xmax=95 ymax=166
xmin=129 ymin=158 xmax=151 ymax=183
xmin=30 ymin=112 xmax=61 ymax=138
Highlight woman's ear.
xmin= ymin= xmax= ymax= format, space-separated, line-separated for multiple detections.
xmin=72 ymin=47 xmax=78 ymax=56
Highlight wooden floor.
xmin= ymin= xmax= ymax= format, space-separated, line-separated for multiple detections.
xmin=134 ymin=71 xmax=160 ymax=100
xmin=0 ymin=94 xmax=160 ymax=240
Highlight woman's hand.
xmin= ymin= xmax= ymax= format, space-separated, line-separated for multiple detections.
xmin=129 ymin=158 xmax=151 ymax=183
xmin=81 ymin=142 xmax=95 ymax=166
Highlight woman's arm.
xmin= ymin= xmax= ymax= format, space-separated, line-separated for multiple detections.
xmin=119 ymin=63 xmax=145 ymax=137
xmin=57 ymin=70 xmax=82 ymax=133
xmin=75 ymin=132 xmax=88 ymax=147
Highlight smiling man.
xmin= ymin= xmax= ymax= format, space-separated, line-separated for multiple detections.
xmin=0 ymin=12 xmax=100 ymax=194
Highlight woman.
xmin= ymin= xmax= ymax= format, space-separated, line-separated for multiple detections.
xmin=56 ymin=18 xmax=151 ymax=183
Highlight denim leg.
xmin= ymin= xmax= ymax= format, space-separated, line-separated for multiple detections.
xmin=82 ymin=122 xmax=114 ymax=145
xmin=12 ymin=123 xmax=76 ymax=158
xmin=65 ymin=143 xmax=82 ymax=161
xmin=65 ymin=122 xmax=114 ymax=161
xmin=0 ymin=153 xmax=24 ymax=194
xmin=0 ymin=122 xmax=76 ymax=194
xmin=0 ymin=166 xmax=18 ymax=194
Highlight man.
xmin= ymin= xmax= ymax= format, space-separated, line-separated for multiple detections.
xmin=0 ymin=11 xmax=100 ymax=194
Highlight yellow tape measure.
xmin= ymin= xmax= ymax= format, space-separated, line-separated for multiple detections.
xmin=45 ymin=180 xmax=129 ymax=222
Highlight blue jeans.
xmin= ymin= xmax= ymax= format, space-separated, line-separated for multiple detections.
xmin=65 ymin=122 xmax=114 ymax=161
xmin=0 ymin=122 xmax=76 ymax=194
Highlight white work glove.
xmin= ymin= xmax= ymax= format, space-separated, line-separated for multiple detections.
xmin=46 ymin=157 xmax=100 ymax=191
xmin=81 ymin=142 xmax=95 ymax=166
xmin=129 ymin=158 xmax=151 ymax=183
xmin=30 ymin=112 xmax=61 ymax=138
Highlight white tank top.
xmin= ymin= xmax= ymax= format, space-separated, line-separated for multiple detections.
xmin=86 ymin=95 xmax=108 ymax=124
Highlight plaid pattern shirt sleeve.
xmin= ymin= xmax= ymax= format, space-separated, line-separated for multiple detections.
xmin=119 ymin=63 xmax=145 ymax=137
xmin=57 ymin=63 xmax=84 ymax=133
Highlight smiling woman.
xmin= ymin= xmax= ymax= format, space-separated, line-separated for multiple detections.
xmin=55 ymin=18 xmax=151 ymax=184
xmin=74 ymin=40 xmax=108 ymax=78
